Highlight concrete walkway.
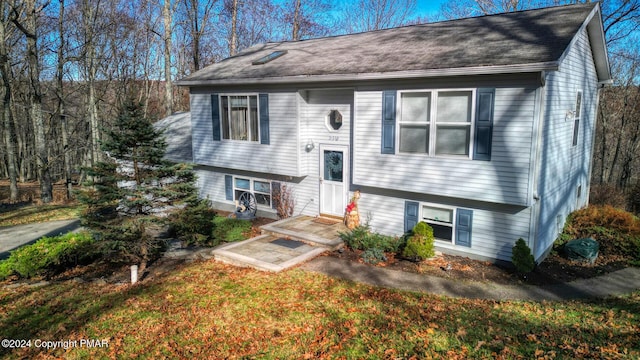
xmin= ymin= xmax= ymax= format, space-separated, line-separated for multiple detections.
xmin=0 ymin=219 xmax=81 ymax=260
xmin=301 ymin=256 xmax=640 ymax=301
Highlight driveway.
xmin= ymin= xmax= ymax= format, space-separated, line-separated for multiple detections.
xmin=0 ymin=219 xmax=81 ymax=260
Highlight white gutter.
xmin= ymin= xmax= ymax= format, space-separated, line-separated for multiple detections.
xmin=176 ymin=62 xmax=560 ymax=86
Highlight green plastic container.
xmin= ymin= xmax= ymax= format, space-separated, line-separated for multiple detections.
xmin=564 ymin=238 xmax=599 ymax=264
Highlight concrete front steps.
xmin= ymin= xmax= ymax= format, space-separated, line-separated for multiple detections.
xmin=211 ymin=215 xmax=346 ymax=272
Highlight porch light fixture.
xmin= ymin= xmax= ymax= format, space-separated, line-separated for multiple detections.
xmin=305 ymin=139 xmax=315 ymax=152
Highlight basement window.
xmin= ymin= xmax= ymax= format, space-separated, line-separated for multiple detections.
xmin=252 ymin=50 xmax=288 ymax=65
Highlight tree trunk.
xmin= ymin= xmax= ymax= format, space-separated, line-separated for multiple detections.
xmin=190 ymin=0 xmax=200 ymax=71
xmin=163 ymin=0 xmax=173 ymax=116
xmin=83 ymin=0 xmax=101 ymax=166
xmin=14 ymin=0 xmax=53 ymax=202
xmin=229 ymin=0 xmax=238 ymax=56
xmin=0 ymin=1 xmax=18 ymax=201
xmin=292 ymin=0 xmax=301 ymax=40
xmin=56 ymin=0 xmax=73 ymax=200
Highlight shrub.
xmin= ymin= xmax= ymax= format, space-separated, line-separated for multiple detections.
xmin=589 ymin=184 xmax=627 ymax=209
xmin=0 ymin=231 xmax=96 ymax=280
xmin=402 ymin=222 xmax=435 ymax=261
xmin=212 ymin=216 xmax=252 ymax=242
xmin=629 ymin=181 xmax=640 ymax=215
xmin=361 ymin=248 xmax=387 ymax=265
xmin=556 ymin=205 xmax=640 ymax=262
xmin=512 ymin=238 xmax=535 ymax=273
xmin=338 ymin=224 xmax=401 ymax=252
xmin=272 ymin=183 xmax=295 ymax=219
xmin=168 ymin=199 xmax=217 ymax=246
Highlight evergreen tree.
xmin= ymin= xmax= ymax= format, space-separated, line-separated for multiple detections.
xmin=77 ymin=100 xmax=203 ymax=272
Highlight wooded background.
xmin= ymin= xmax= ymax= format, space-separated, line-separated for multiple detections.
xmin=0 ymin=0 xmax=639 ymax=209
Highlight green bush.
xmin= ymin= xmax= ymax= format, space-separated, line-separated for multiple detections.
xmin=512 ymin=238 xmax=535 ymax=273
xmin=402 ymin=222 xmax=435 ymax=261
xmin=168 ymin=199 xmax=217 ymax=246
xmin=0 ymin=231 xmax=96 ymax=280
xmin=555 ymin=205 xmax=640 ymax=263
xmin=361 ymin=248 xmax=387 ymax=265
xmin=338 ymin=224 xmax=401 ymax=252
xmin=212 ymin=217 xmax=252 ymax=243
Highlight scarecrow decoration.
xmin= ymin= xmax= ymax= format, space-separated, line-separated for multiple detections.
xmin=344 ymin=190 xmax=361 ymax=229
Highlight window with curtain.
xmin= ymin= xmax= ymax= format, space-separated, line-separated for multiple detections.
xmin=220 ymin=95 xmax=259 ymax=141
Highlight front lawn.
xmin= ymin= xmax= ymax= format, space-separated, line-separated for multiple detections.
xmin=1 ymin=261 xmax=638 ymax=359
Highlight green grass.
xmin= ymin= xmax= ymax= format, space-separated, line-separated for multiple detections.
xmin=1 ymin=261 xmax=638 ymax=359
xmin=0 ymin=203 xmax=84 ymax=227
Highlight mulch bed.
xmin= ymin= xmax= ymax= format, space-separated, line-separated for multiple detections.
xmin=328 ymin=248 xmax=632 ymax=286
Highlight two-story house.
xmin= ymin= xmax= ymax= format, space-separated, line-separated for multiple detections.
xmin=176 ymin=3 xmax=611 ymax=263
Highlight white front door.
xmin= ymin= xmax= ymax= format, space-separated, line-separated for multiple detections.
xmin=320 ymin=145 xmax=348 ymax=217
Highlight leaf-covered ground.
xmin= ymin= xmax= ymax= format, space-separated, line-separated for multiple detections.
xmin=0 ymin=203 xmax=83 ymax=227
xmin=1 ymin=260 xmax=638 ymax=359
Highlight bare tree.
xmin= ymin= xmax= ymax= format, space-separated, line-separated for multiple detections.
xmin=284 ymin=0 xmax=332 ymax=41
xmin=0 ymin=0 xmax=18 ymax=201
xmin=178 ymin=0 xmax=217 ymax=72
xmin=291 ymin=0 xmax=300 ymax=40
xmin=228 ymin=0 xmax=237 ymax=55
xmin=163 ymin=0 xmax=173 ymax=115
xmin=11 ymin=0 xmax=53 ymax=203
xmin=55 ymin=0 xmax=73 ymax=199
xmin=339 ymin=0 xmax=418 ymax=33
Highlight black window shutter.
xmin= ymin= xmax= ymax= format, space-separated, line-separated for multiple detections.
xmin=211 ymin=94 xmax=221 ymax=141
xmin=271 ymin=181 xmax=280 ymax=210
xmin=224 ymin=175 xmax=233 ymax=201
xmin=381 ymin=90 xmax=396 ymax=154
xmin=455 ymin=209 xmax=473 ymax=247
xmin=404 ymin=201 xmax=419 ymax=233
xmin=473 ymin=88 xmax=495 ymax=160
xmin=259 ymin=93 xmax=270 ymax=145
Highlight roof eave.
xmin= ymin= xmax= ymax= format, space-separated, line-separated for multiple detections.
xmin=175 ymin=62 xmax=560 ymax=87
xmin=588 ymin=4 xmax=612 ymax=82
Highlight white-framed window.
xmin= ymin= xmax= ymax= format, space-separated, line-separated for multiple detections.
xmin=398 ymin=89 xmax=474 ymax=157
xmin=421 ymin=204 xmax=455 ymax=242
xmin=572 ymin=90 xmax=582 ymax=147
xmin=233 ymin=177 xmax=272 ymax=207
xmin=220 ymin=95 xmax=259 ymax=142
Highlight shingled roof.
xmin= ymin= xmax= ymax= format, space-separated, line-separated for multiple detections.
xmin=179 ymin=3 xmax=609 ymax=85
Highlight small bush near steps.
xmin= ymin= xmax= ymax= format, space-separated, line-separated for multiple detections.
xmin=338 ymin=223 xmax=402 ymax=264
xmin=512 ymin=238 xmax=535 ymax=274
xmin=338 ymin=223 xmax=402 ymax=253
xmin=402 ymin=221 xmax=435 ymax=261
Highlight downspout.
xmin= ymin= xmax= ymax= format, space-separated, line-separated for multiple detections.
xmin=530 ymin=71 xmax=548 ymax=261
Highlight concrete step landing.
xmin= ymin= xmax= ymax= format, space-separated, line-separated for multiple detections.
xmin=212 ymin=234 xmax=328 ymax=272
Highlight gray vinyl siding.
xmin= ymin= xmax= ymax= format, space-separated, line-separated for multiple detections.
xmin=192 ymin=89 xmax=355 ymax=220
xmin=299 ymin=88 xmax=353 ymax=173
xmin=190 ymin=92 xmax=300 ymax=177
xmin=297 ymin=89 xmax=353 ymax=214
xmin=353 ymin=87 xmax=537 ymax=206
xmin=195 ymin=167 xmax=315 ymax=218
xmin=356 ymin=190 xmax=532 ymax=262
xmin=534 ymin=28 xmax=599 ymax=260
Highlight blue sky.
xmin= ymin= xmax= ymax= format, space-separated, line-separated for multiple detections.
xmin=415 ymin=0 xmax=449 ymax=18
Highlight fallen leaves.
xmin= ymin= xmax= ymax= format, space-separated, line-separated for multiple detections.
xmin=0 ymin=261 xmax=638 ymax=359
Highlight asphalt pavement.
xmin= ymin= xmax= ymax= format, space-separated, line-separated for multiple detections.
xmin=0 ymin=219 xmax=81 ymax=260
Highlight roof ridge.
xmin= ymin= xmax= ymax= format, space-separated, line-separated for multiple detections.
xmin=246 ymin=2 xmax=598 ymax=48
